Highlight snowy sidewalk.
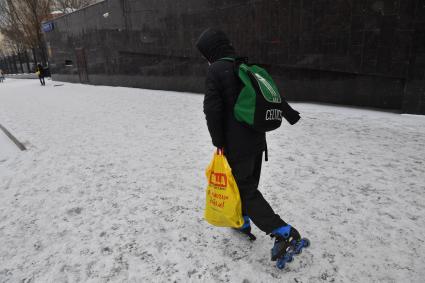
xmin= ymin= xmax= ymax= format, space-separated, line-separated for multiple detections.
xmin=0 ymin=79 xmax=424 ymax=282
xmin=0 ymin=130 xmax=19 ymax=160
xmin=0 ymin=129 xmax=20 ymax=181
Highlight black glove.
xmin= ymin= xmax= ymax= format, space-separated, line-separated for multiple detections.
xmin=281 ymin=100 xmax=301 ymax=125
xmin=286 ymin=110 xmax=301 ymax=125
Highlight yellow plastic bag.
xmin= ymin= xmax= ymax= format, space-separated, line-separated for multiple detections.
xmin=204 ymin=150 xmax=243 ymax=228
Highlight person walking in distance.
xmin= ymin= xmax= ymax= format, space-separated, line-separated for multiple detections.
xmin=36 ymin=64 xmax=45 ymax=86
xmin=196 ymin=28 xmax=309 ymax=268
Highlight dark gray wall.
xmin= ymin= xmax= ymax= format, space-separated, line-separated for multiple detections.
xmin=44 ymin=0 xmax=425 ymax=114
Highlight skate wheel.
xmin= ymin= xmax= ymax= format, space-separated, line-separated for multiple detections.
xmin=276 ymin=253 xmax=292 ymax=269
xmin=276 ymin=260 xmax=286 ymax=269
xmin=302 ymin=238 xmax=310 ymax=248
xmin=247 ymin=233 xmax=257 ymax=241
xmin=286 ymin=254 xmax=294 ymax=263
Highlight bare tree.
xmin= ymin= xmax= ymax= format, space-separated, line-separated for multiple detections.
xmin=0 ymin=0 xmax=99 ymax=71
xmin=0 ymin=35 xmax=14 ymax=57
xmin=0 ymin=0 xmax=52 ymax=64
xmin=53 ymin=0 xmax=99 ymax=13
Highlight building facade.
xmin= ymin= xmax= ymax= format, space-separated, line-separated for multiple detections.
xmin=44 ymin=0 xmax=425 ymax=114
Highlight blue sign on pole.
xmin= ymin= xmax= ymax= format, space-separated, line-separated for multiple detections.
xmin=42 ymin=22 xmax=54 ymax=32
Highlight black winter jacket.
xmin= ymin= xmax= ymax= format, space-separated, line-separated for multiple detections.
xmin=197 ymin=29 xmax=265 ymax=161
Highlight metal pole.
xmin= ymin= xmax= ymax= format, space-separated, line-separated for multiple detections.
xmin=12 ymin=54 xmax=18 ymax=73
xmin=18 ymin=52 xmax=24 ymax=73
xmin=32 ymin=48 xmax=37 ymax=67
xmin=0 ymin=123 xmax=27 ymax=151
xmin=6 ymin=56 xmax=13 ymax=73
xmin=24 ymin=50 xmax=31 ymax=72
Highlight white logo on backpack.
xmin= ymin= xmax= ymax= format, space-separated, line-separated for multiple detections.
xmin=265 ymin=109 xmax=282 ymax=121
xmin=254 ymin=73 xmax=281 ymax=103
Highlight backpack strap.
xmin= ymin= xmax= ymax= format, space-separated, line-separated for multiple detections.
xmin=219 ymin=57 xmax=248 ymax=65
xmin=219 ymin=57 xmax=235 ymax=62
xmin=219 ymin=57 xmax=249 ymax=80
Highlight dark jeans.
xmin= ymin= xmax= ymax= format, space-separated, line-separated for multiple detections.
xmin=39 ymin=76 xmax=45 ymax=86
xmin=228 ymin=152 xmax=286 ymax=234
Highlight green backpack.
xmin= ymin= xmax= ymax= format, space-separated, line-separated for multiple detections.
xmin=220 ymin=57 xmax=297 ymax=132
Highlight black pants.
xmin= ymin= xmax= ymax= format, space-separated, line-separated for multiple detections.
xmin=228 ymin=152 xmax=286 ymax=234
xmin=39 ymin=76 xmax=45 ymax=86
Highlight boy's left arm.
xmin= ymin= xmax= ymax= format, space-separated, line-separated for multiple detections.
xmin=203 ymin=69 xmax=225 ymax=148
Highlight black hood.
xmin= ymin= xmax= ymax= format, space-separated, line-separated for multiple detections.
xmin=196 ymin=28 xmax=235 ymax=63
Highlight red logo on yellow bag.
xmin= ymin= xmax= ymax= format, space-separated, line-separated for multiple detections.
xmin=209 ymin=171 xmax=227 ymax=188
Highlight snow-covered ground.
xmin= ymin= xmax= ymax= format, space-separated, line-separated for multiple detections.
xmin=0 ymin=129 xmax=19 ymax=162
xmin=0 ymin=78 xmax=424 ymax=283
xmin=0 ymin=127 xmax=20 ymax=190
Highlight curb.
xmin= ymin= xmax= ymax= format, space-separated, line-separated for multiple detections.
xmin=0 ymin=124 xmax=27 ymax=151
xmin=5 ymin=74 xmax=38 ymax=79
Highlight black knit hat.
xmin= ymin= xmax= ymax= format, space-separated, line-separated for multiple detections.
xmin=196 ymin=28 xmax=235 ymax=63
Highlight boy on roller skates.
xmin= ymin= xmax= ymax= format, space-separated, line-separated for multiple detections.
xmin=196 ymin=28 xmax=309 ymax=269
